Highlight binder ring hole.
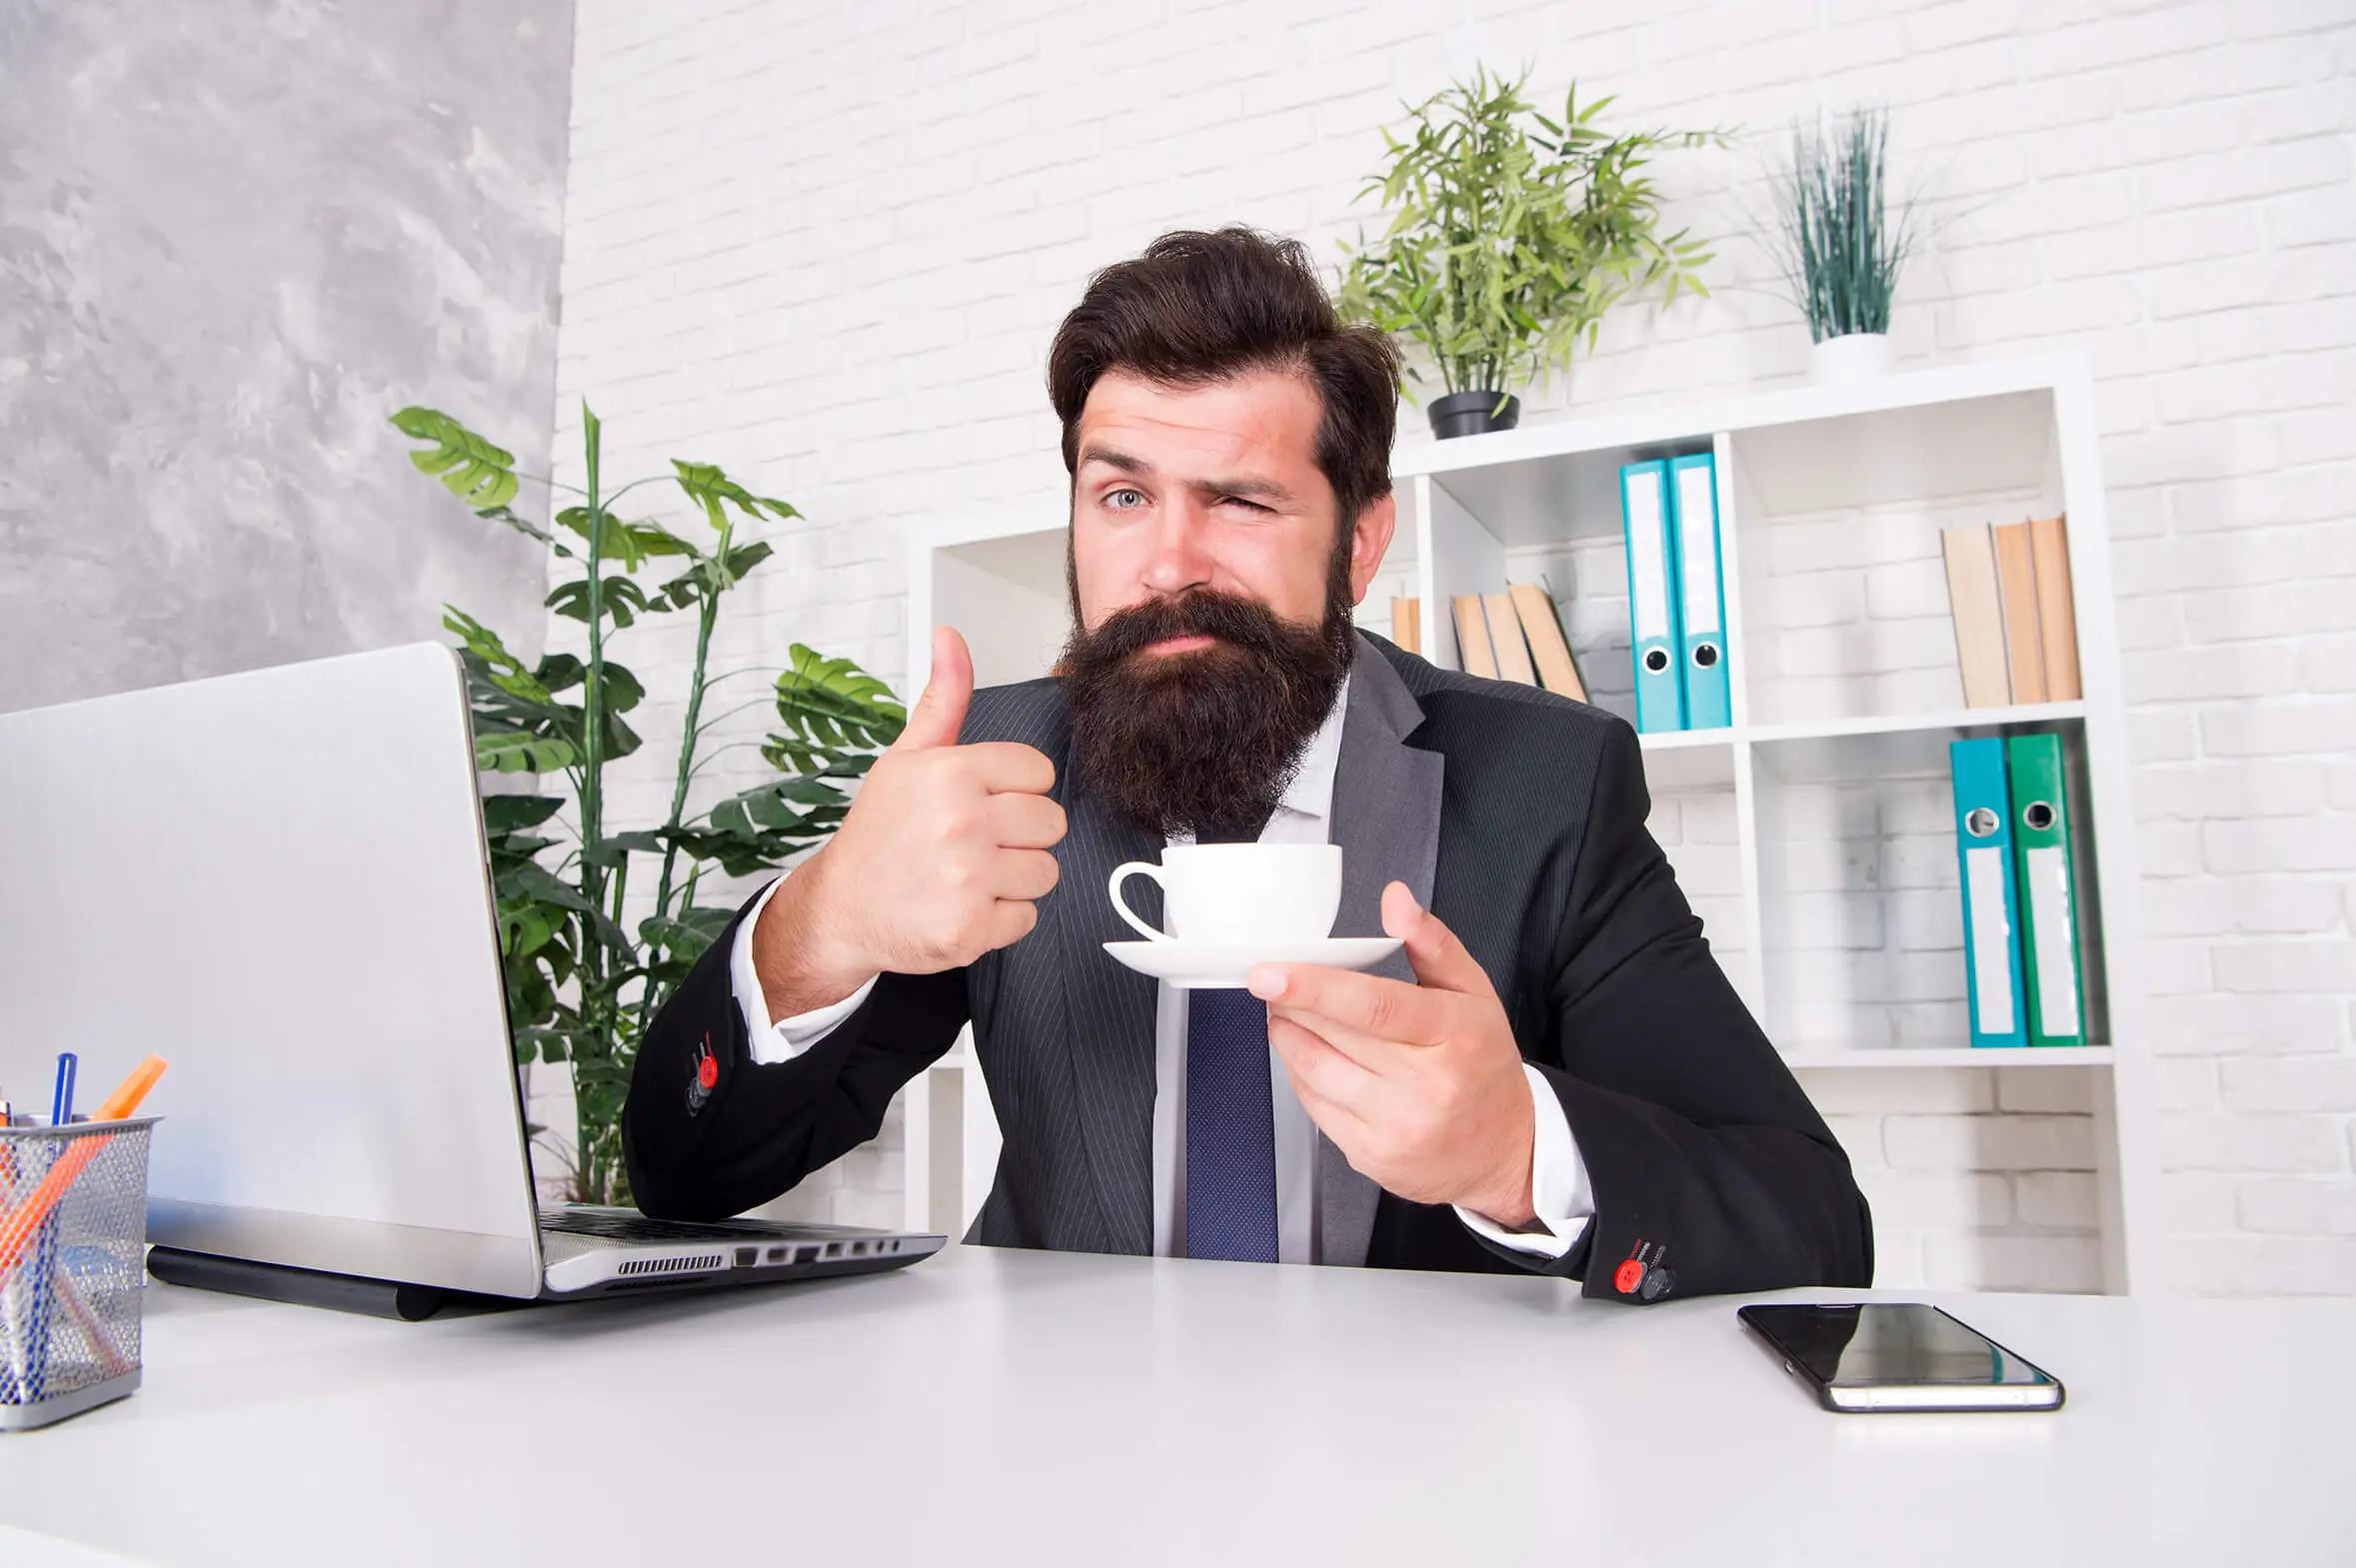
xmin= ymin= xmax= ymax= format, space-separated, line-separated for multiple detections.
xmin=2023 ymin=800 xmax=2056 ymax=831
xmin=1692 ymin=643 xmax=1719 ymax=669
xmin=1642 ymin=648 xmax=1671 ymax=674
xmin=1964 ymin=807 xmax=2000 ymax=837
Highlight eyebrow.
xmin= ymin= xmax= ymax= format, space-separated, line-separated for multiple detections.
xmin=1076 ymin=444 xmax=1296 ymax=505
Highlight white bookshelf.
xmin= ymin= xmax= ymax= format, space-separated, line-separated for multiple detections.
xmin=900 ymin=354 xmax=2157 ymax=1296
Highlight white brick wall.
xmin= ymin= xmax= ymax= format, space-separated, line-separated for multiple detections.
xmin=550 ymin=0 xmax=2356 ymax=1293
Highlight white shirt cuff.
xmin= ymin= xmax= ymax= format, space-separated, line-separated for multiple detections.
xmin=730 ymin=873 xmax=879 ymax=1066
xmin=1453 ymin=1063 xmax=1594 ymax=1259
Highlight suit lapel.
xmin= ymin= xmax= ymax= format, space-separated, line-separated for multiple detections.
xmin=1053 ymin=784 xmax=1164 ymax=1254
xmin=1316 ymin=637 xmax=1443 ymax=1267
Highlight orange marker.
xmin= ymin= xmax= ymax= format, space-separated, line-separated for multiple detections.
xmin=93 ymin=1055 xmax=168 ymax=1122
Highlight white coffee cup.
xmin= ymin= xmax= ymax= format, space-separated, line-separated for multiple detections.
xmin=1109 ymin=842 xmax=1342 ymax=944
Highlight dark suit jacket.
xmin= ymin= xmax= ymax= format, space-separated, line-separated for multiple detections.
xmin=624 ymin=634 xmax=1872 ymax=1302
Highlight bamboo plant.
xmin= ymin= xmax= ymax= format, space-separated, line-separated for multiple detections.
xmin=1337 ymin=67 xmax=1719 ymax=406
xmin=1768 ymin=106 xmax=1918 ymax=342
xmin=392 ymin=405 xmax=904 ymax=1206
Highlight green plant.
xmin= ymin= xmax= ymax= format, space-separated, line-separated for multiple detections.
xmin=392 ymin=404 xmax=906 ymax=1206
xmin=1337 ymin=67 xmax=1719 ymax=402
xmin=1769 ymin=106 xmax=1917 ymax=342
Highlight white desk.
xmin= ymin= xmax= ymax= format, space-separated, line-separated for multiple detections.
xmin=1 ymin=1246 xmax=2350 ymax=1566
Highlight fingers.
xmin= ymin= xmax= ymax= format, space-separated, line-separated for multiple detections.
xmin=1267 ymin=1001 xmax=1421 ymax=1075
xmin=1267 ymin=1012 xmax=1377 ymax=1115
xmin=988 ymin=790 xmax=1068 ymax=849
xmin=895 ymin=626 xmax=975 ymax=752
xmin=1380 ymin=881 xmax=1493 ymax=998
xmin=962 ymin=742 xmax=1057 ymax=796
xmin=989 ymin=847 xmax=1061 ymax=901
xmin=1247 ymin=962 xmax=1453 ymax=1046
xmin=982 ymin=897 xmax=1040 ymax=950
xmin=1276 ymin=1055 xmax=1371 ymax=1145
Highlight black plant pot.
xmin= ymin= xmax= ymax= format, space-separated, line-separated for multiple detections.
xmin=1427 ymin=390 xmax=1520 ymax=440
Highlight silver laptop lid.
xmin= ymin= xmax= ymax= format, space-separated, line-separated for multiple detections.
xmin=0 ymin=644 xmax=544 ymax=1298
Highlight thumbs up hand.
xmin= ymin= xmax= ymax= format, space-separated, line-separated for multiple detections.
xmin=751 ymin=628 xmax=1067 ymax=1019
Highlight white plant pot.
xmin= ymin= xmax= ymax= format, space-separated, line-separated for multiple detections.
xmin=1809 ymin=332 xmax=1897 ymax=385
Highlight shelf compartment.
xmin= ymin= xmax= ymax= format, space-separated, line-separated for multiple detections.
xmin=1725 ymin=389 xmax=2065 ymax=731
xmin=1748 ymin=716 xmax=2108 ymax=1057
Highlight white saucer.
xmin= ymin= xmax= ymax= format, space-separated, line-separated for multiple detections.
xmin=1102 ymin=936 xmax=1403 ymax=989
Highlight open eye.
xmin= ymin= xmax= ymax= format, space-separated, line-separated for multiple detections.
xmin=1104 ymin=487 xmax=1148 ymax=510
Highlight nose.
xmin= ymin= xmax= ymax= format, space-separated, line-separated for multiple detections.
xmin=1138 ymin=494 xmax=1217 ymax=600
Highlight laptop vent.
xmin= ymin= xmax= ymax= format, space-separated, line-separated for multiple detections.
xmin=616 ymin=1253 xmax=726 ymax=1277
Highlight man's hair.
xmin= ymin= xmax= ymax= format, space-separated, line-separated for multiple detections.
xmin=1047 ymin=226 xmax=1401 ymax=529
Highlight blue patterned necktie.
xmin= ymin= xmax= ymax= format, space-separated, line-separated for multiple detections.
xmin=1185 ymin=819 xmax=1279 ymax=1263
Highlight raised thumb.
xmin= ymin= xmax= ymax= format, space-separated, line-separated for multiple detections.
xmin=896 ymin=625 xmax=974 ymax=751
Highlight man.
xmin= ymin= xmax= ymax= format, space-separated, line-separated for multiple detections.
xmin=624 ymin=227 xmax=1872 ymax=1301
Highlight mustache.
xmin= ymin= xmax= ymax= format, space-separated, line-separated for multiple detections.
xmin=1075 ymin=590 xmax=1311 ymax=665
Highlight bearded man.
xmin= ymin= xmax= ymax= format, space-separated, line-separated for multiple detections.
xmin=624 ymin=228 xmax=1872 ymax=1301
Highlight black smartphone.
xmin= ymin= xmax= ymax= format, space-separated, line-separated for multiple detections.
xmin=1739 ymin=1302 xmax=2066 ymax=1412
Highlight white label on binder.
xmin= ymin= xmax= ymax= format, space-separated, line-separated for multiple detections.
xmin=1677 ymin=465 xmax=1720 ymax=637
xmin=1627 ymin=476 xmax=1669 ymax=642
xmin=1964 ymin=845 xmax=2015 ymax=1035
xmin=2025 ymin=844 xmax=2080 ymax=1034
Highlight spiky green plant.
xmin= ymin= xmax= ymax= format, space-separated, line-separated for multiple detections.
xmin=393 ymin=405 xmax=905 ymax=1206
xmin=1770 ymin=106 xmax=1917 ymax=342
xmin=1337 ymin=68 xmax=1721 ymax=403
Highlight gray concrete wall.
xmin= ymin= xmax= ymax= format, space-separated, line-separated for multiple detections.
xmin=0 ymin=0 xmax=575 ymax=712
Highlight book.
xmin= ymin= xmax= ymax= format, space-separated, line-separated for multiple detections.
xmin=1451 ymin=594 xmax=1497 ymax=679
xmin=2006 ymin=733 xmax=2086 ymax=1047
xmin=1508 ymin=583 xmax=1587 ymax=702
xmin=1990 ymin=521 xmax=2047 ymax=705
xmin=1483 ymin=592 xmax=1536 ymax=685
xmin=2029 ymin=516 xmax=2081 ymax=702
xmin=1940 ymin=525 xmax=2010 ymax=709
xmin=1390 ymin=596 xmax=1420 ymax=657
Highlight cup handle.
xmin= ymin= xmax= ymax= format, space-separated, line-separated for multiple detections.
xmin=1108 ymin=861 xmax=1172 ymax=941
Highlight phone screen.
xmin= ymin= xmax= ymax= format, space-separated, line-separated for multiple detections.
xmin=1743 ymin=1304 xmax=2058 ymax=1389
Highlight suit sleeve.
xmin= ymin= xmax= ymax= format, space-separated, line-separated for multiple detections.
xmin=1473 ymin=721 xmax=1874 ymax=1299
xmin=623 ymin=883 xmax=970 ymax=1221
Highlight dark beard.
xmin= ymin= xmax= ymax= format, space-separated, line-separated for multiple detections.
xmin=1063 ymin=588 xmax=1355 ymax=840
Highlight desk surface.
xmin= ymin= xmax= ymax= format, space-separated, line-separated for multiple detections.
xmin=1 ymin=1246 xmax=2350 ymax=1567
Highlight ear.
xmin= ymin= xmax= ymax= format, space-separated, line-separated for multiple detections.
xmin=1346 ymin=492 xmax=1398 ymax=605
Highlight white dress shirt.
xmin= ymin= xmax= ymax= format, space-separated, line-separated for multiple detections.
xmin=729 ymin=674 xmax=1594 ymax=1262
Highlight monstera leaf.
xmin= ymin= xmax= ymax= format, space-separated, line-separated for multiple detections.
xmin=638 ymin=904 xmax=737 ymax=985
xmin=390 ymin=408 xmax=521 ymax=511
xmin=673 ymin=461 xmax=799 ymax=531
xmin=445 ymin=609 xmax=561 ymax=710
xmin=554 ymin=507 xmax=696 ymax=574
xmin=474 ymin=730 xmax=577 ymax=774
xmin=546 ymin=574 xmax=660 ymax=630
xmin=766 ymin=644 xmax=906 ymax=772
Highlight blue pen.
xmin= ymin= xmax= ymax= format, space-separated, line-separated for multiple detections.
xmin=50 ymin=1052 xmax=77 ymax=1127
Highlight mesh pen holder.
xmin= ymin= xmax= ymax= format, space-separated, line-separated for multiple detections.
xmin=0 ymin=1116 xmax=158 ymax=1430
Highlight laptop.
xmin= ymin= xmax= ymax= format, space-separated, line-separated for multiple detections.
xmin=0 ymin=644 xmax=944 ymax=1313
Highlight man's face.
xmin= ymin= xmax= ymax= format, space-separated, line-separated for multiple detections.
xmin=1057 ymin=367 xmax=1396 ymax=838
xmin=1070 ymin=369 xmax=1395 ymax=640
